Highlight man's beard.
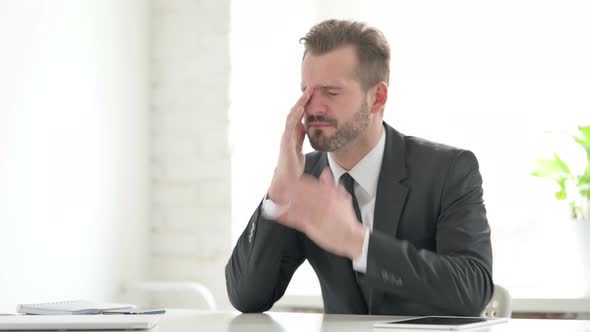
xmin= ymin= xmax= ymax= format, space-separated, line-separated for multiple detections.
xmin=306 ymin=102 xmax=370 ymax=152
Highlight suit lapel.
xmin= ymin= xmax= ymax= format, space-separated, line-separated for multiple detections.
xmin=309 ymin=152 xmax=328 ymax=178
xmin=367 ymin=123 xmax=409 ymax=314
xmin=373 ymin=123 xmax=409 ymax=238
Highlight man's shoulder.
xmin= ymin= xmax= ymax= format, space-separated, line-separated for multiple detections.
xmin=402 ymin=134 xmax=478 ymax=169
xmin=404 ymin=135 xmax=462 ymax=156
xmin=385 ymin=122 xmax=466 ymax=158
xmin=389 ymin=131 xmax=481 ymax=190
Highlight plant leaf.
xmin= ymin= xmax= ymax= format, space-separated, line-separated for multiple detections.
xmin=532 ymin=157 xmax=564 ymax=179
xmin=574 ymin=125 xmax=590 ymax=161
xmin=578 ymin=168 xmax=590 ymax=185
xmin=555 ymin=176 xmax=568 ymax=200
xmin=552 ymin=153 xmax=571 ymax=175
xmin=555 ymin=190 xmax=567 ymax=200
xmin=578 ymin=125 xmax=590 ymax=142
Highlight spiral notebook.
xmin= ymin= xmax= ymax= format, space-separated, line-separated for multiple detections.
xmin=16 ymin=300 xmax=136 ymax=315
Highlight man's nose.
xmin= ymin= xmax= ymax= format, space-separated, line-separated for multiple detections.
xmin=305 ymin=93 xmax=326 ymax=115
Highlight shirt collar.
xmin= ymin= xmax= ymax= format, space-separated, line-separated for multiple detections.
xmin=327 ymin=126 xmax=386 ymax=199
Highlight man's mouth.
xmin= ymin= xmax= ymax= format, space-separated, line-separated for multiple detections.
xmin=306 ymin=115 xmax=337 ymax=128
xmin=308 ymin=122 xmax=333 ymax=128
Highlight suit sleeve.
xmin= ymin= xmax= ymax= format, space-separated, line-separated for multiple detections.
xmin=364 ymin=150 xmax=494 ymax=316
xmin=225 ymin=199 xmax=305 ymax=312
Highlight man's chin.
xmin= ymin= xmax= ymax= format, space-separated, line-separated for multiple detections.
xmin=307 ymin=129 xmax=339 ymax=152
xmin=308 ymin=136 xmax=334 ymax=152
xmin=310 ymin=142 xmax=330 ymax=152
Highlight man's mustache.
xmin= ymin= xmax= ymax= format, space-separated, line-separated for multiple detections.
xmin=305 ymin=115 xmax=337 ymax=127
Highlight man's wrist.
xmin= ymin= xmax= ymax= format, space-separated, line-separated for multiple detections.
xmin=267 ymin=180 xmax=288 ymax=206
xmin=261 ymin=197 xmax=290 ymax=219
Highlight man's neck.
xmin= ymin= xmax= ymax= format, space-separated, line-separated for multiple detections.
xmin=330 ymin=122 xmax=383 ymax=171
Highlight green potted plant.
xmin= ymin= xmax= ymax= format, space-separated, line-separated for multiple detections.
xmin=532 ymin=125 xmax=590 ymax=297
xmin=532 ymin=125 xmax=590 ymax=220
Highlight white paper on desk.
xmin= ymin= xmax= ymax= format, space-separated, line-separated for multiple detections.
xmin=16 ymin=300 xmax=135 ymax=315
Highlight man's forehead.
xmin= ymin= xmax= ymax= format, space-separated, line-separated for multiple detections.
xmin=300 ymin=48 xmax=359 ymax=91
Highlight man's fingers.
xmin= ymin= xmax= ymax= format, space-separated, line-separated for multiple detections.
xmin=293 ymin=86 xmax=313 ymax=111
xmin=284 ymin=105 xmax=305 ymax=142
xmin=319 ymin=167 xmax=334 ymax=186
xmin=286 ymin=87 xmax=313 ymax=123
xmin=296 ymin=121 xmax=305 ymax=150
xmin=284 ymin=87 xmax=314 ymax=142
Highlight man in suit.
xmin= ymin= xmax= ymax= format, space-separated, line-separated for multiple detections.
xmin=226 ymin=19 xmax=493 ymax=316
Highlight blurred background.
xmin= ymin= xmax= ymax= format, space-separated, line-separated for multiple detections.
xmin=1 ymin=0 xmax=589 ymax=318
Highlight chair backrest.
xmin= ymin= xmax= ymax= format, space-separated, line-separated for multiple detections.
xmin=481 ymin=284 xmax=512 ymax=318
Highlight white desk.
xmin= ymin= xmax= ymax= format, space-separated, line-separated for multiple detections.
xmin=156 ymin=310 xmax=590 ymax=332
xmin=274 ymin=295 xmax=590 ymax=314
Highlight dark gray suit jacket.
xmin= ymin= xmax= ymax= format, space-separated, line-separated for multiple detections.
xmin=226 ymin=122 xmax=493 ymax=316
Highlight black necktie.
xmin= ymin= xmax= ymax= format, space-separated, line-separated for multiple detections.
xmin=340 ymin=173 xmax=366 ymax=285
xmin=339 ymin=173 xmax=362 ymax=225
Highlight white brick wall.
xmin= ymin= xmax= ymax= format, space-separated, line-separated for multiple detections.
xmin=150 ymin=0 xmax=231 ymax=308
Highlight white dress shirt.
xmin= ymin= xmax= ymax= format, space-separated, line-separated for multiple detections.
xmin=262 ymin=126 xmax=386 ymax=274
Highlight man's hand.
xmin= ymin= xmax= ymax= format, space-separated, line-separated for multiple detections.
xmin=267 ymin=88 xmax=313 ymax=206
xmin=277 ymin=168 xmax=366 ymax=260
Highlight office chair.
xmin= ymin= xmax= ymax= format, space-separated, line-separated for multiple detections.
xmin=481 ymin=284 xmax=512 ymax=318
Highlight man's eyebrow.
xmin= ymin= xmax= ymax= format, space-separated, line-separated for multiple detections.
xmin=300 ymin=85 xmax=343 ymax=92
xmin=320 ymin=85 xmax=343 ymax=90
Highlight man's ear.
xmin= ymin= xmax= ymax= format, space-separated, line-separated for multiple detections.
xmin=369 ymin=81 xmax=388 ymax=114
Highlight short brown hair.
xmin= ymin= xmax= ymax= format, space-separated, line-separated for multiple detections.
xmin=300 ymin=19 xmax=390 ymax=90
